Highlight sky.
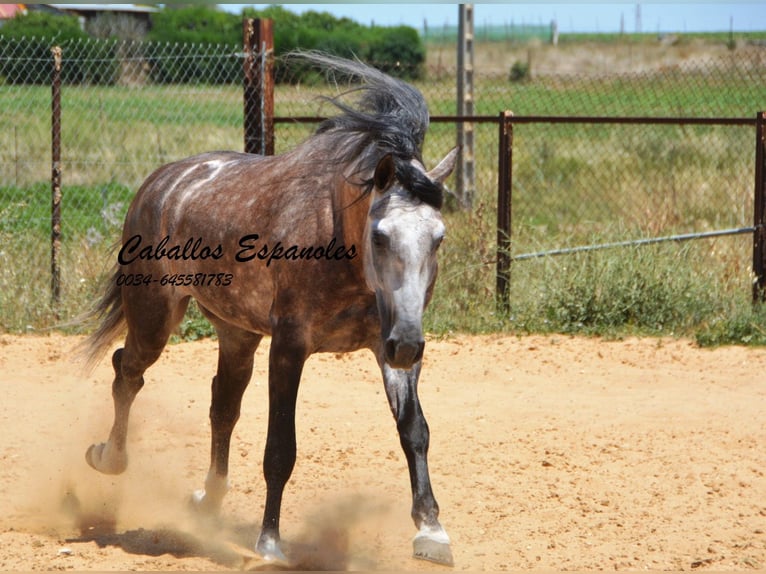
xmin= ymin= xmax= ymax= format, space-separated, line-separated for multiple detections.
xmin=219 ymin=3 xmax=766 ymax=34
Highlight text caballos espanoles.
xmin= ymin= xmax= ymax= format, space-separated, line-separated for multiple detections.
xmin=118 ymin=234 xmax=357 ymax=267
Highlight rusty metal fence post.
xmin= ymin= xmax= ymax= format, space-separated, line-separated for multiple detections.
xmin=752 ymin=111 xmax=766 ymax=303
xmin=496 ymin=110 xmax=513 ymax=313
xmin=243 ymin=18 xmax=274 ymax=156
xmin=51 ymin=46 xmax=62 ymax=313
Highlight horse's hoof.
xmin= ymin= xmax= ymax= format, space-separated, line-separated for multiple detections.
xmin=188 ymin=472 xmax=228 ymax=515
xmin=188 ymin=489 xmax=222 ymax=517
xmin=413 ymin=527 xmax=454 ymax=566
xmin=256 ymin=534 xmax=289 ymax=565
xmin=190 ymin=489 xmax=206 ymax=507
xmin=189 ymin=490 xmax=211 ymax=512
xmin=85 ymin=442 xmax=127 ymax=475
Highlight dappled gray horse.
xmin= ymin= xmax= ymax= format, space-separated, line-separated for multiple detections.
xmin=82 ymin=53 xmax=457 ymax=566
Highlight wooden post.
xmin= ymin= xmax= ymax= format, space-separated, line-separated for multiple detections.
xmin=752 ymin=111 xmax=766 ymax=303
xmin=496 ymin=110 xmax=513 ymax=313
xmin=51 ymin=46 xmax=62 ymax=314
xmin=243 ymin=18 xmax=274 ymax=155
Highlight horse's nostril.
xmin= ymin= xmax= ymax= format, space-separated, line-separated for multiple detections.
xmin=384 ymin=338 xmax=425 ymax=368
xmin=385 ymin=338 xmax=398 ymax=362
xmin=414 ymin=341 xmax=425 ymax=363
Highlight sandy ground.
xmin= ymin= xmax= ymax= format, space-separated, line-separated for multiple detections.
xmin=0 ymin=332 xmax=764 ymax=571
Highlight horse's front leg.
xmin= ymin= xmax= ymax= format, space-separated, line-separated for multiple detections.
xmin=380 ymin=360 xmax=454 ymax=566
xmin=255 ymin=327 xmax=307 ymax=564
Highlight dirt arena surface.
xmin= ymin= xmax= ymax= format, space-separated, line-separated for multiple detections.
xmin=0 ymin=332 xmax=764 ymax=571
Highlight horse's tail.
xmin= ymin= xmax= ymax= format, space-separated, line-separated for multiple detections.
xmin=79 ymin=267 xmax=125 ymax=372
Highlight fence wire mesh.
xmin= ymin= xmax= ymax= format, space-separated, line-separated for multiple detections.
xmin=511 ymin=122 xmax=754 ymax=251
xmin=1 ymin=35 xmax=764 ymax=332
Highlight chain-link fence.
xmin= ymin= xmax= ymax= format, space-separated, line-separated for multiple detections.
xmin=1 ymin=37 xmax=245 ymax=330
xmin=1 ymin=34 xmax=764 ymax=332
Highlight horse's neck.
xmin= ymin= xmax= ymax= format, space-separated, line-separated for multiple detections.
xmin=335 ymin=177 xmax=370 ymax=251
xmin=295 ymin=135 xmax=372 ymax=260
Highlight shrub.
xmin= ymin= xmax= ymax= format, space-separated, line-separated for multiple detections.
xmin=534 ymin=243 xmax=719 ymax=336
xmin=0 ymin=6 xmax=425 ymax=86
xmin=243 ymin=6 xmax=425 ymax=82
xmin=0 ymin=11 xmax=113 ymax=85
xmin=146 ymin=6 xmax=240 ymax=45
xmin=509 ymin=60 xmax=530 ymax=82
xmin=366 ymin=26 xmax=425 ymax=80
xmin=0 ymin=10 xmax=86 ymax=40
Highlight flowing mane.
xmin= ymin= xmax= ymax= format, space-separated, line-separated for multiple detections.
xmin=295 ymin=52 xmax=444 ymax=209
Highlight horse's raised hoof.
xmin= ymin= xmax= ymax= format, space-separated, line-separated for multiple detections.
xmin=413 ymin=527 xmax=454 ymax=567
xmin=85 ymin=442 xmax=127 ymax=475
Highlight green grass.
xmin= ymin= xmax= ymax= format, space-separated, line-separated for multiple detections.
xmin=421 ymin=68 xmax=763 ymax=118
xmin=557 ymin=31 xmax=766 ymax=45
xmin=0 ymin=228 xmax=114 ymax=332
xmin=2 ymin=39 xmax=765 ymax=343
xmin=0 ymin=181 xmax=132 ymax=235
xmin=424 ymin=29 xmax=766 ymax=47
xmin=0 ymin=181 xmax=131 ymax=331
xmin=695 ymin=305 xmax=766 ymax=346
xmin=424 ymin=209 xmax=764 ymax=346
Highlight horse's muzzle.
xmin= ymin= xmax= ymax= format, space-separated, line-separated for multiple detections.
xmin=384 ymin=337 xmax=425 ymax=369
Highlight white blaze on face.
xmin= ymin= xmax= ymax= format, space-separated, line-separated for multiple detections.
xmin=364 ymin=149 xmax=457 ymax=368
xmin=365 ymin=190 xmax=444 ymax=368
xmin=370 ymin=196 xmax=443 ymax=310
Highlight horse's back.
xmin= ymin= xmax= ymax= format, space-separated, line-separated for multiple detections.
xmin=117 ymin=147 xmax=368 ymax=340
xmin=127 ymin=151 xmax=263 ymax=225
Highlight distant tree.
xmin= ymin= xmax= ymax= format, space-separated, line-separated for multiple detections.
xmin=0 ymin=10 xmax=87 ymax=42
xmin=145 ymin=6 xmax=240 ymax=84
xmin=147 ymin=5 xmax=240 ymax=45
xmin=242 ymin=5 xmax=425 ymax=81
xmin=0 ymin=11 xmax=116 ymax=85
xmin=0 ymin=4 xmax=426 ymax=85
xmin=366 ymin=26 xmax=425 ymax=79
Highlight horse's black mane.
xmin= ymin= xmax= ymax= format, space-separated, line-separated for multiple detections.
xmin=393 ymin=161 xmax=444 ymax=210
xmin=293 ymin=52 xmax=444 ymax=209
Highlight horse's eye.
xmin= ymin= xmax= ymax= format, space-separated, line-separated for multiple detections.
xmin=372 ymin=230 xmax=389 ymax=250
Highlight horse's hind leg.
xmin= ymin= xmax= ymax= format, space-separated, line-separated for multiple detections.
xmin=86 ymin=293 xmax=190 ymax=475
xmin=85 ymin=346 xmax=137 ymax=474
xmin=192 ymin=318 xmax=262 ymax=513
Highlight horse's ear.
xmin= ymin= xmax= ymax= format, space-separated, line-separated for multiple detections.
xmin=428 ymin=146 xmax=459 ymax=183
xmin=373 ymin=153 xmax=396 ymax=192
